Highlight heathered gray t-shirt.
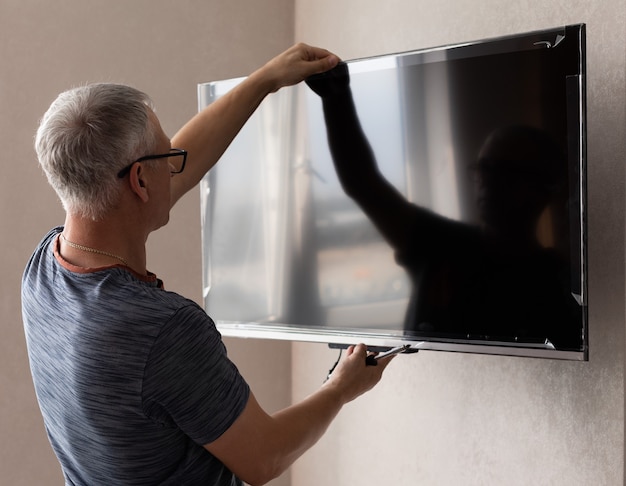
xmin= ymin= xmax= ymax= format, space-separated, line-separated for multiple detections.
xmin=22 ymin=227 xmax=250 ymax=485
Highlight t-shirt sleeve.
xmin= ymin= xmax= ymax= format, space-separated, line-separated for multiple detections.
xmin=142 ymin=303 xmax=250 ymax=445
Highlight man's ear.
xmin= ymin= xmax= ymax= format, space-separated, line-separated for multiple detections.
xmin=128 ymin=163 xmax=150 ymax=202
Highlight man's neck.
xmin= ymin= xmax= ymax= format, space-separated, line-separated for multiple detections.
xmin=61 ymin=213 xmax=149 ymax=275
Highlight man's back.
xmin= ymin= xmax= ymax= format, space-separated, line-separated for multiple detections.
xmin=22 ymin=228 xmax=249 ymax=485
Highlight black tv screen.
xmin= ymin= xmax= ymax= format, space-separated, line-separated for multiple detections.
xmin=198 ymin=24 xmax=587 ymax=360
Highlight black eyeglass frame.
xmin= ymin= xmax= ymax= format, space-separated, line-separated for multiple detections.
xmin=117 ymin=148 xmax=187 ymax=178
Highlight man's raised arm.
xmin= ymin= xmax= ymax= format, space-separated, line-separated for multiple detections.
xmin=170 ymin=43 xmax=339 ymax=207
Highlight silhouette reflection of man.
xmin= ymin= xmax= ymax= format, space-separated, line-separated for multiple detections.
xmin=307 ymin=63 xmax=582 ymax=350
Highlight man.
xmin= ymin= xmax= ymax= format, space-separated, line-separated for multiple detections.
xmin=22 ymin=43 xmax=394 ymax=486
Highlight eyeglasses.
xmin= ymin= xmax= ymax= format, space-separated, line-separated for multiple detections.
xmin=117 ymin=148 xmax=187 ymax=178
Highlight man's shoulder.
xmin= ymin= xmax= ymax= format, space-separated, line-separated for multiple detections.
xmin=22 ymin=226 xmax=206 ymax=329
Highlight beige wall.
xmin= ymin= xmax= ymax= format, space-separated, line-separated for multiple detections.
xmin=1 ymin=1 xmax=293 ymax=485
xmin=292 ymin=1 xmax=626 ymax=485
xmin=3 ymin=1 xmax=625 ymax=486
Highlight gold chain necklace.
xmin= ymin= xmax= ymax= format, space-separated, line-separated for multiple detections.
xmin=61 ymin=233 xmax=129 ymax=267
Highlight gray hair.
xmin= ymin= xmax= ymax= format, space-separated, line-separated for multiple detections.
xmin=35 ymin=83 xmax=157 ymax=220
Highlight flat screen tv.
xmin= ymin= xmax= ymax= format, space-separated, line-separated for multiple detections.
xmin=198 ymin=24 xmax=587 ymax=360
